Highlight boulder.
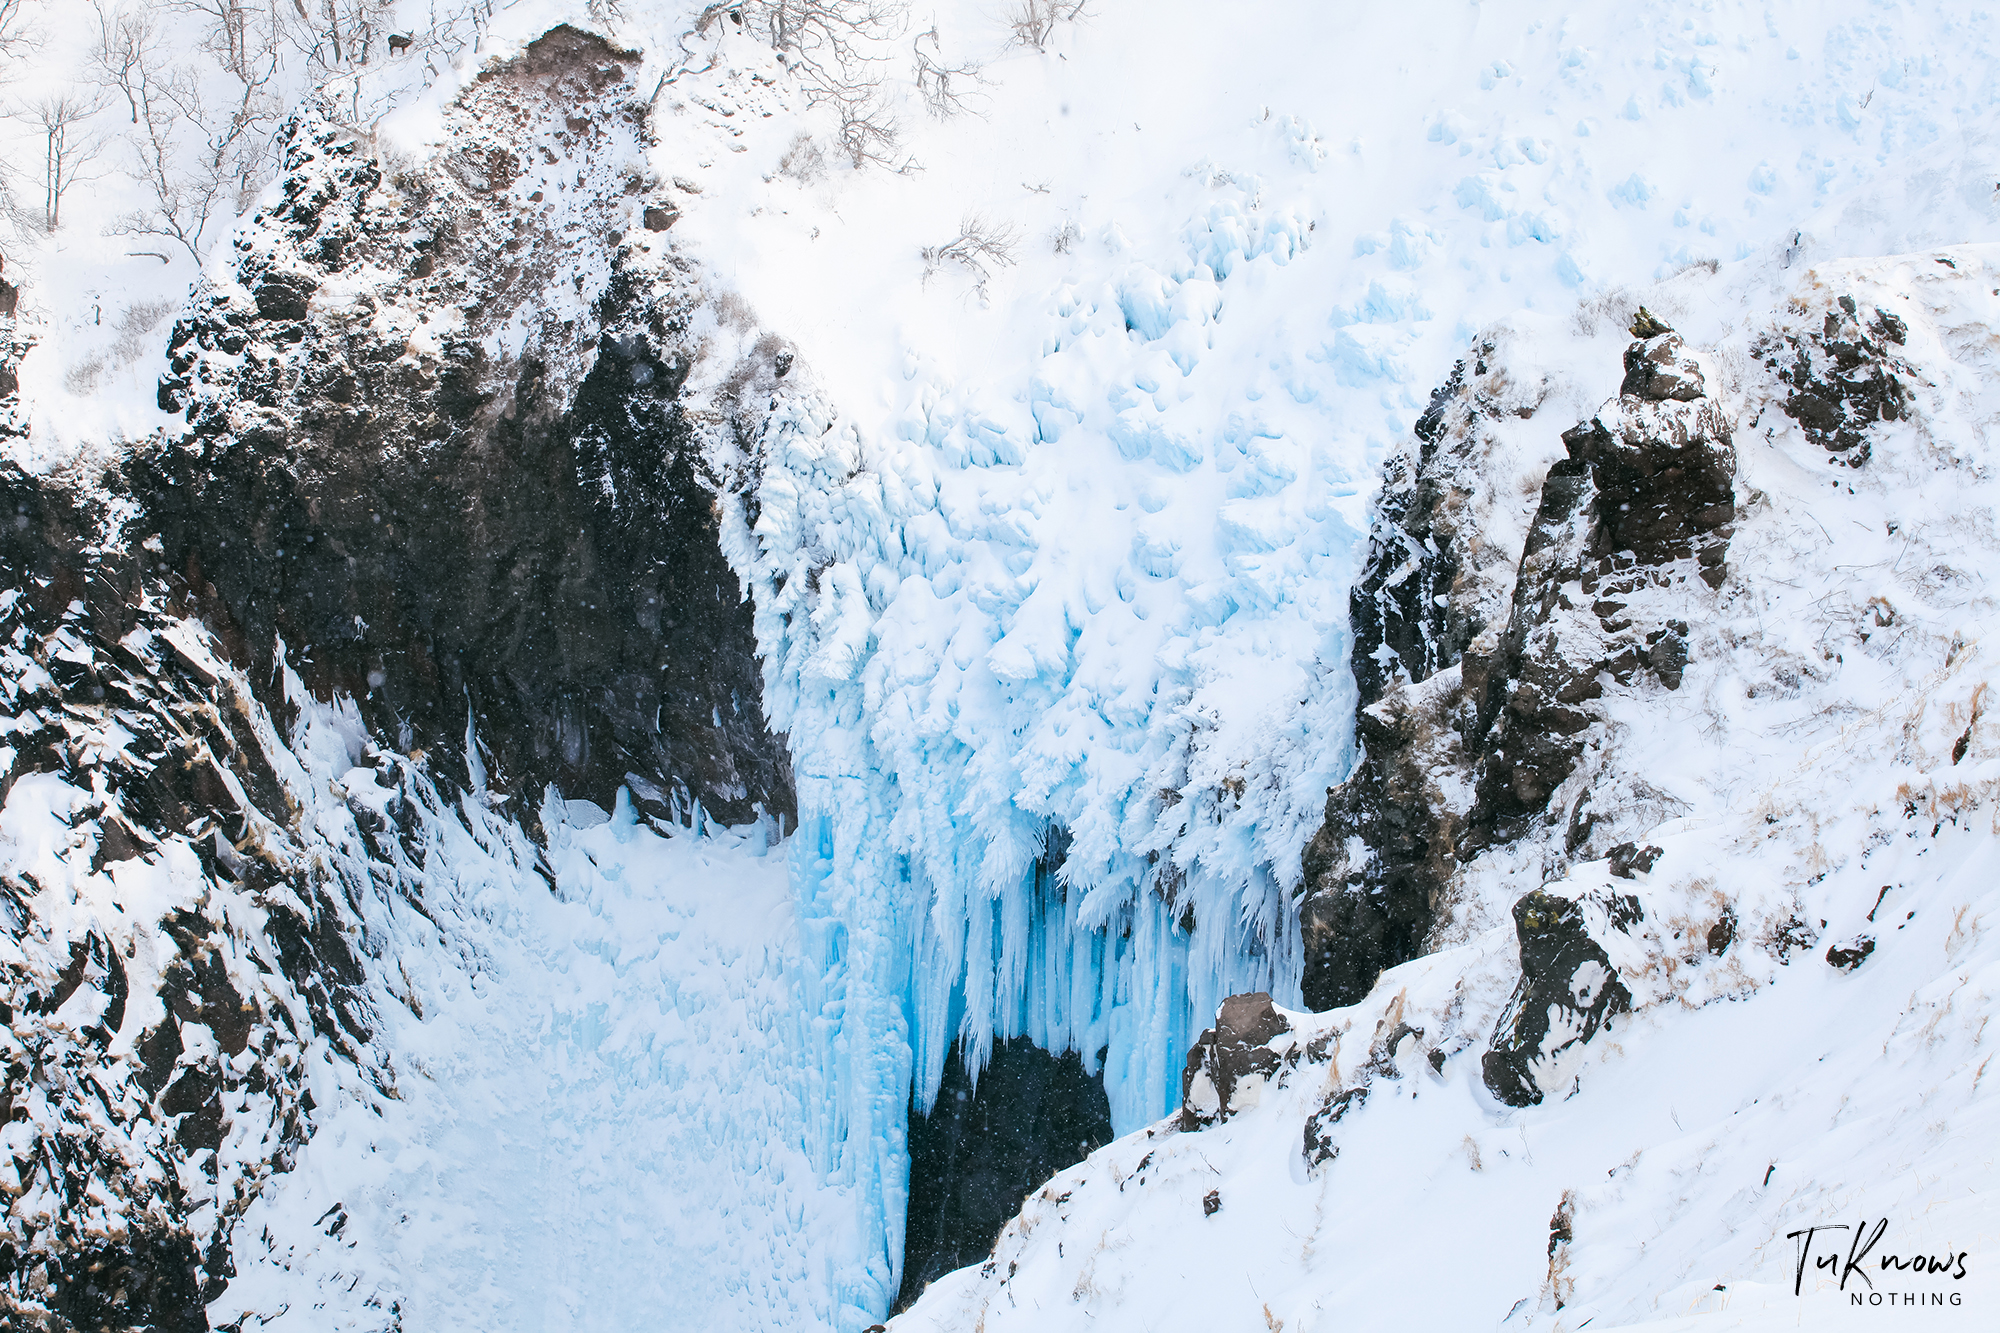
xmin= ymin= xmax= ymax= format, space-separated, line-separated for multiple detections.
xmin=1482 ymin=889 xmax=1636 ymax=1107
xmin=1179 ymin=992 xmax=1292 ymax=1129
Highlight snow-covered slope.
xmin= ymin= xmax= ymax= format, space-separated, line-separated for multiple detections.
xmin=213 ymin=793 xmax=851 ymax=1333
xmin=892 ymin=247 xmax=2000 ymax=1331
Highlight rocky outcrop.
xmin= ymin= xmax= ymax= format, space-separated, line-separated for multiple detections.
xmin=0 ymin=464 xmax=383 ymax=1330
xmin=1481 ymin=888 xmax=1636 ymax=1107
xmin=146 ymin=25 xmax=791 ymax=832
xmin=1462 ymin=328 xmax=1734 ymax=847
xmin=1300 ymin=311 xmax=1736 ymax=1010
xmin=1177 ymin=991 xmax=1291 ymax=1130
xmin=897 ymin=1039 xmax=1111 ymax=1312
xmin=1763 ymin=294 xmax=1912 ymax=465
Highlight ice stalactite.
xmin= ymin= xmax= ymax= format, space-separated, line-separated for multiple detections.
xmin=714 ymin=179 xmax=1360 ymax=1324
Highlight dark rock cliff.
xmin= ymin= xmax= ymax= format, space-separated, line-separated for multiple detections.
xmin=897 ymin=1039 xmax=1112 ymax=1312
xmin=147 ymin=25 xmax=790 ymax=832
xmin=1299 ymin=312 xmax=1738 ymax=1011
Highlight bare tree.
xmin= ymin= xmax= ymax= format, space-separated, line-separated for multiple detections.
xmin=0 ymin=0 xmax=39 ymax=62
xmin=911 ymin=25 xmax=980 ymax=120
xmin=19 ymin=94 xmax=108 ymax=230
xmin=755 ymin=0 xmax=906 ymax=90
xmin=1008 ymin=0 xmax=1087 ymax=52
xmin=173 ymin=0 xmax=259 ymax=82
xmin=922 ymin=215 xmax=1018 ymax=295
xmin=86 ymin=1 xmax=275 ymax=261
xmin=116 ymin=64 xmax=274 ymax=261
xmin=826 ymin=85 xmax=903 ymax=168
xmin=92 ymin=0 xmax=157 ymax=123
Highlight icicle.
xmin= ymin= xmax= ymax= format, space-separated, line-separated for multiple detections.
xmin=464 ymin=704 xmax=487 ymax=793
xmin=610 ymin=786 xmax=637 ymax=842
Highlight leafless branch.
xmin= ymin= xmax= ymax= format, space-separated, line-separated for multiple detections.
xmin=911 ymin=25 xmax=980 ymax=119
xmin=96 ymin=10 xmax=277 ymax=263
xmin=1007 ymin=0 xmax=1087 ymax=52
xmin=922 ymin=215 xmax=1018 ymax=293
xmin=0 ymin=0 xmax=40 ymax=63
xmin=822 ymin=84 xmax=909 ymax=170
xmin=699 ymin=3 xmax=914 ymax=171
xmin=91 ymin=1 xmax=158 ymax=124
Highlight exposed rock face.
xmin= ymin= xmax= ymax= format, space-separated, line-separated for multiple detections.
xmin=1764 ymin=294 xmax=1912 ymax=465
xmin=1 ymin=465 xmax=382 ymax=1331
xmin=1463 ymin=346 xmax=1734 ymax=847
xmin=147 ymin=25 xmax=791 ymax=831
xmin=1177 ymin=991 xmax=1291 ymax=1130
xmin=1481 ymin=888 xmax=1636 ymax=1107
xmin=1343 ymin=360 xmax=1475 ymax=712
xmin=898 ymin=1039 xmax=1112 ymax=1311
xmin=1300 ymin=312 xmax=1736 ymax=1010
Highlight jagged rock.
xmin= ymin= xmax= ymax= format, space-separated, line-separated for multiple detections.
xmin=897 ymin=1038 xmax=1111 ymax=1312
xmin=1763 ymin=294 xmax=1913 ymax=464
xmin=1826 ymin=935 xmax=1876 ymax=971
xmin=1606 ymin=842 xmax=1663 ymax=879
xmin=1301 ymin=316 xmax=1734 ymax=1009
xmin=1482 ymin=888 xmax=1636 ymax=1107
xmin=1346 ymin=360 xmax=1475 ymax=710
xmin=0 ymin=466 xmax=381 ymax=1329
xmin=1299 ymin=340 xmax=1547 ymax=1009
xmin=1619 ymin=328 xmax=1705 ymax=402
xmin=1178 ymin=991 xmax=1292 ymax=1129
xmin=144 ymin=26 xmax=791 ymax=831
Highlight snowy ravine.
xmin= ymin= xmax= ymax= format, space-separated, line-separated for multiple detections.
xmin=215 ymin=787 xmax=847 ymax=1332
xmin=892 ymin=249 xmax=2000 ymax=1331
xmin=0 ymin=0 xmax=1998 ymax=1329
xmin=0 ymin=559 xmax=859 ymax=1329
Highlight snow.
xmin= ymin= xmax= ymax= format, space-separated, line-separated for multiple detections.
xmin=5 ymin=0 xmax=2000 ymax=1328
xmin=207 ymin=706 xmax=865 ymax=1332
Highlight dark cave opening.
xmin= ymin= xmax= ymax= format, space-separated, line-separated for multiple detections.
xmin=896 ymin=1037 xmax=1113 ymax=1312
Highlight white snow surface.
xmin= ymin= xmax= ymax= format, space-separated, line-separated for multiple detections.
xmin=5 ymin=0 xmax=2000 ymax=1329
xmin=212 ymin=780 xmax=855 ymax=1333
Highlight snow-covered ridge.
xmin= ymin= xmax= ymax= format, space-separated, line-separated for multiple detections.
xmin=893 ymin=246 xmax=2000 ymax=1331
